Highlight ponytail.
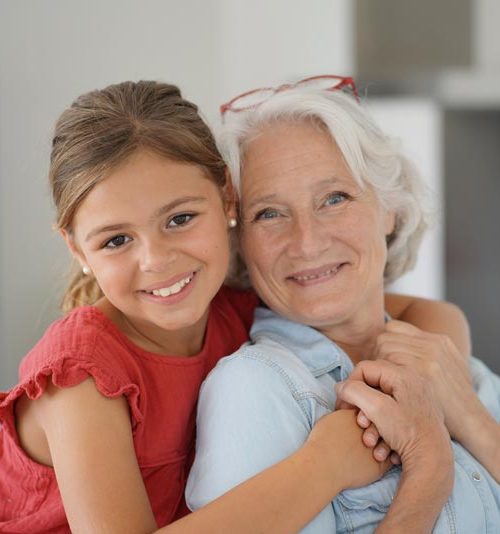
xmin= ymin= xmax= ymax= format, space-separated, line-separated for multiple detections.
xmin=61 ymin=261 xmax=103 ymax=313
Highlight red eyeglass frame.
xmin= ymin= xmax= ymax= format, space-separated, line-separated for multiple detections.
xmin=220 ymin=74 xmax=360 ymax=116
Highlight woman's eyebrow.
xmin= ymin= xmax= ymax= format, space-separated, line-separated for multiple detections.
xmin=85 ymin=196 xmax=207 ymax=241
xmin=244 ymin=176 xmax=347 ymax=211
xmin=244 ymin=194 xmax=279 ymax=211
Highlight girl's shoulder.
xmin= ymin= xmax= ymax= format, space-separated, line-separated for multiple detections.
xmin=1 ymin=305 xmax=143 ymax=430
xmin=20 ymin=306 xmax=120 ymax=373
xmin=213 ymin=286 xmax=259 ymax=325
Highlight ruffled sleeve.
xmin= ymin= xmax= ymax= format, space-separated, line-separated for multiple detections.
xmin=0 ymin=307 xmax=145 ymax=436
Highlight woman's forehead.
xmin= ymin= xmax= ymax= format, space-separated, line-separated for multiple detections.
xmin=241 ymin=124 xmax=354 ymax=188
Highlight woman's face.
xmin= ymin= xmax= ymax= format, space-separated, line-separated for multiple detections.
xmin=239 ymin=121 xmax=395 ymax=332
xmin=66 ymin=149 xmax=234 ymax=340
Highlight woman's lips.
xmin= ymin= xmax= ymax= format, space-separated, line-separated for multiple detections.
xmin=287 ymin=263 xmax=347 ymax=286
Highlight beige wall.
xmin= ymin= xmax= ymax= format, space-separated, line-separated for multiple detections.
xmin=0 ymin=0 xmax=354 ymax=388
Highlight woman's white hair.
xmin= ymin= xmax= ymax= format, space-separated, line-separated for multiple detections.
xmin=218 ymin=88 xmax=434 ymax=284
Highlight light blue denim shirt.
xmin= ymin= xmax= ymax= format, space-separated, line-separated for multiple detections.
xmin=186 ymin=307 xmax=500 ymax=533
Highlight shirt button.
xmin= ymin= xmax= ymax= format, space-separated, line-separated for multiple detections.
xmin=471 ymin=471 xmax=482 ymax=481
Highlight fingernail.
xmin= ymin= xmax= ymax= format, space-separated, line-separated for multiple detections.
xmin=359 ymin=413 xmax=369 ymax=426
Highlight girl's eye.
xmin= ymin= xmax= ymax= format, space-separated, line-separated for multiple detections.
xmin=103 ymin=235 xmax=131 ymax=249
xmin=167 ymin=213 xmax=195 ymax=228
xmin=324 ymin=192 xmax=349 ymax=207
xmin=254 ymin=208 xmax=280 ymax=221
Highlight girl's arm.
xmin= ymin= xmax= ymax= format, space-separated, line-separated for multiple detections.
xmin=384 ymin=293 xmax=471 ymax=356
xmin=161 ymin=410 xmax=389 ymax=534
xmin=32 ymin=377 xmax=387 ymax=534
xmin=33 ymin=377 xmax=157 ymax=533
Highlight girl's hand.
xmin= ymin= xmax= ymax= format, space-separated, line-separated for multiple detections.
xmin=306 ymin=409 xmax=392 ymax=490
xmin=355 ymin=411 xmax=401 ymax=465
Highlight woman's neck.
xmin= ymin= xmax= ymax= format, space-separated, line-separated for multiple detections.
xmin=317 ymin=299 xmax=386 ymax=365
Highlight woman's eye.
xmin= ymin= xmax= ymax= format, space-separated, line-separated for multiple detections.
xmin=254 ymin=208 xmax=280 ymax=221
xmin=324 ymin=192 xmax=349 ymax=207
xmin=103 ymin=235 xmax=131 ymax=249
xmin=167 ymin=213 xmax=195 ymax=228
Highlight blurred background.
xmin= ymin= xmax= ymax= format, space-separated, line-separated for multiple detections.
xmin=1 ymin=0 xmax=499 ymax=389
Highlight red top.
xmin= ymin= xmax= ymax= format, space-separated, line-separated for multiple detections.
xmin=0 ymin=286 xmax=258 ymax=533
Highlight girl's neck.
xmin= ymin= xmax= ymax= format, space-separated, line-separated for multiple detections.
xmin=96 ymin=298 xmax=209 ymax=357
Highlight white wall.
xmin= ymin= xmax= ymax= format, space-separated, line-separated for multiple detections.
xmin=0 ymin=0 xmax=354 ymax=389
xmin=368 ymin=99 xmax=444 ymax=300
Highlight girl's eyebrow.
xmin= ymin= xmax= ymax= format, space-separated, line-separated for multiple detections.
xmin=84 ymin=196 xmax=207 ymax=241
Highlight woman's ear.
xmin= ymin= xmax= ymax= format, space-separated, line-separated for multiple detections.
xmin=384 ymin=210 xmax=396 ymax=237
xmin=60 ymin=229 xmax=87 ymax=269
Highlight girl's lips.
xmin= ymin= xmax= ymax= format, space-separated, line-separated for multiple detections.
xmin=141 ymin=270 xmax=197 ymax=293
xmin=139 ymin=270 xmax=198 ymax=305
xmin=287 ymin=263 xmax=347 ymax=286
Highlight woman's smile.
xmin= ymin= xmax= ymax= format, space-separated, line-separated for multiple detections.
xmin=286 ymin=262 xmax=348 ymax=286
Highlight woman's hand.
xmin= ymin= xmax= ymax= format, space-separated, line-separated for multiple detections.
xmin=373 ymin=320 xmax=500 ymax=482
xmin=335 ymin=359 xmax=454 ymax=532
xmin=374 ymin=320 xmax=479 ymax=444
xmin=335 ymin=359 xmax=452 ymax=471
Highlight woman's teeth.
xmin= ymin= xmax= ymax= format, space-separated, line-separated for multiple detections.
xmin=294 ymin=266 xmax=339 ymax=281
xmin=150 ymin=274 xmax=193 ymax=297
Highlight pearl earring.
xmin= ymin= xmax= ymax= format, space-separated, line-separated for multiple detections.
xmin=82 ymin=266 xmax=91 ymax=276
xmin=228 ymin=218 xmax=237 ymax=228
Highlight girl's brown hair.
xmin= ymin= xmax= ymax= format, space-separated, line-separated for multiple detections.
xmin=50 ymin=81 xmax=226 ymax=312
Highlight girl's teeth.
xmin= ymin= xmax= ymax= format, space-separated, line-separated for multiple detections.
xmin=151 ymin=275 xmax=192 ymax=297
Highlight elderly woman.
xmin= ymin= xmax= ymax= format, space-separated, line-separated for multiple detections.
xmin=186 ymin=80 xmax=500 ymax=532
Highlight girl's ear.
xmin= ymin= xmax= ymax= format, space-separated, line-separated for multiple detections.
xmin=223 ymin=167 xmax=238 ymax=220
xmin=60 ymin=229 xmax=87 ymax=269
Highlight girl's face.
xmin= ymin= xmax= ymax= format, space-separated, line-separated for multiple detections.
xmin=65 ymin=149 xmax=234 ymax=345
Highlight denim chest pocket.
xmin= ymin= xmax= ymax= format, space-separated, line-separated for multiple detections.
xmin=334 ymin=467 xmax=399 ymax=533
xmin=334 ymin=465 xmax=459 ymax=534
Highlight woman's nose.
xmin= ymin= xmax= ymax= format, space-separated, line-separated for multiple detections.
xmin=139 ymin=237 xmax=177 ymax=273
xmin=286 ymin=216 xmax=330 ymax=260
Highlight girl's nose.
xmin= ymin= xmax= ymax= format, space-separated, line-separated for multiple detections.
xmin=139 ymin=238 xmax=177 ymax=273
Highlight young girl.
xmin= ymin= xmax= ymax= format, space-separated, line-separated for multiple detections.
xmin=0 ymin=80 xmax=469 ymax=533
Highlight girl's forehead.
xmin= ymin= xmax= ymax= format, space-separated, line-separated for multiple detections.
xmin=72 ymin=155 xmax=221 ymax=232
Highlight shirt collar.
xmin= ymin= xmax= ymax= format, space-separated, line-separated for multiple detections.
xmin=249 ymin=307 xmax=354 ymax=378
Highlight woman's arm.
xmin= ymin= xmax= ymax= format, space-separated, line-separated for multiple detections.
xmin=375 ymin=320 xmax=500 ymax=483
xmin=384 ymin=293 xmax=471 ymax=356
xmin=336 ymin=360 xmax=455 ymax=533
